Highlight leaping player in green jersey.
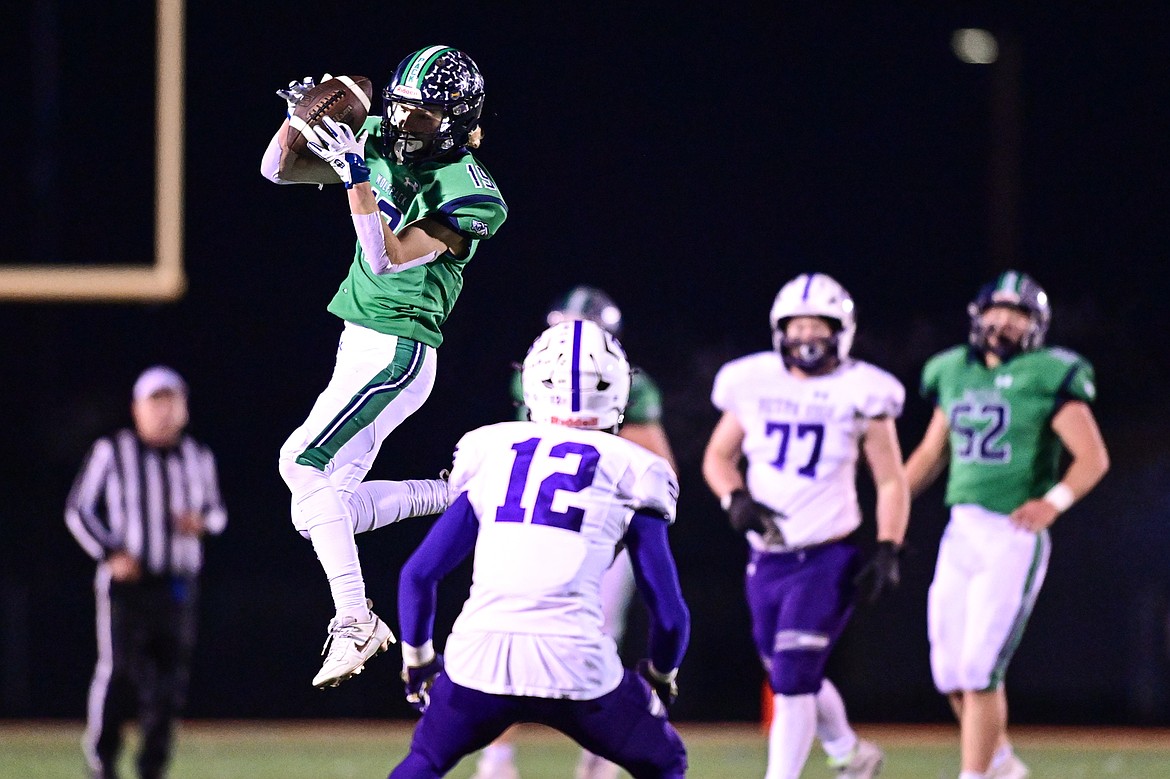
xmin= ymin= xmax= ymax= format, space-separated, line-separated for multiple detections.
xmin=260 ymin=46 xmax=507 ymax=690
xmin=904 ymin=271 xmax=1110 ymax=779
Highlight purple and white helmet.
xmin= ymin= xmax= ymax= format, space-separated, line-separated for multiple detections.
xmin=521 ymin=320 xmax=631 ymax=431
xmin=769 ymin=273 xmax=857 ymax=372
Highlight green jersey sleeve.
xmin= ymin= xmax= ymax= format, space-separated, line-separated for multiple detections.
xmin=1050 ymin=347 xmax=1097 ymax=405
xmin=625 ymin=369 xmax=664 ymax=425
xmin=418 ymin=154 xmax=507 ymax=241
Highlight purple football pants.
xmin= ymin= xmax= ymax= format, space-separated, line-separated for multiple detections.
xmin=746 ymin=540 xmax=860 ymax=695
xmin=389 ymin=669 xmax=687 ymax=779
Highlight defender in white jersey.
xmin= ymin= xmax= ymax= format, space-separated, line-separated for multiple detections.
xmin=703 ymin=273 xmax=909 ymax=779
xmin=392 ymin=321 xmax=689 ymax=779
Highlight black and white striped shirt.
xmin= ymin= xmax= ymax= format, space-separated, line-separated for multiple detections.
xmin=65 ymin=429 xmax=227 ymax=578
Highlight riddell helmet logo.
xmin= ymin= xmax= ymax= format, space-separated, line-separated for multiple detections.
xmin=392 ymin=85 xmax=423 ymax=101
xmin=550 ymin=416 xmax=599 ymax=428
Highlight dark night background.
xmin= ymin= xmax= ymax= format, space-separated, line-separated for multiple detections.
xmin=3 ymin=3 xmax=1169 ymax=727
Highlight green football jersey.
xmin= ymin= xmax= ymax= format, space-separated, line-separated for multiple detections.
xmin=921 ymin=345 xmax=1097 ymax=514
xmin=326 ymin=117 xmax=508 ymax=347
xmin=510 ymin=365 xmax=663 ymax=424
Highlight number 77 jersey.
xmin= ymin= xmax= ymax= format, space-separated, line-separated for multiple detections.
xmin=712 ymin=352 xmax=905 ymax=549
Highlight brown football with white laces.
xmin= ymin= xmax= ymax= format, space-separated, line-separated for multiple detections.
xmin=285 ymin=75 xmax=374 ymax=154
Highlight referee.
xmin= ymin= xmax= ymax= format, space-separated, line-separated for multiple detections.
xmin=66 ymin=365 xmax=227 ymax=779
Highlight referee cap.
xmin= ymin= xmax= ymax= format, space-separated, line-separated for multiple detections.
xmin=133 ymin=365 xmax=187 ymax=401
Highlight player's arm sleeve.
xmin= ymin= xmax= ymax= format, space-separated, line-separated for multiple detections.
xmin=64 ymin=439 xmax=118 ymax=560
xmin=199 ymin=445 xmax=228 ymax=535
xmin=626 ymin=510 xmax=690 ymax=673
xmin=398 ymin=492 xmax=480 ymax=648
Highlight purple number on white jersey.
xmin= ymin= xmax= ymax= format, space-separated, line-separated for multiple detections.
xmin=765 ymin=421 xmax=825 ymax=479
xmin=495 ymin=437 xmax=600 ymax=532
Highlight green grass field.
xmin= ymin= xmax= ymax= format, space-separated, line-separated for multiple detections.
xmin=4 ymin=721 xmax=1169 ymax=778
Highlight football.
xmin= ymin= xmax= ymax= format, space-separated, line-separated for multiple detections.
xmin=286 ymin=75 xmax=375 ymax=155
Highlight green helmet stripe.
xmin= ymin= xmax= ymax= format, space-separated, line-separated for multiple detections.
xmin=402 ymin=45 xmax=453 ymax=90
xmin=999 ymin=270 xmax=1020 ymax=294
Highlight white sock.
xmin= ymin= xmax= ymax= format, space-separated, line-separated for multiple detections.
xmin=349 ymin=479 xmax=450 ymax=533
xmin=765 ymin=693 xmax=817 ymax=779
xmin=815 ymin=678 xmax=858 ymax=760
xmin=959 ymin=772 xmax=986 ymax=779
xmin=306 ymin=515 xmax=367 ymax=620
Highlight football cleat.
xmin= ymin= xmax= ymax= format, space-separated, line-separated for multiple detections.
xmin=472 ymin=755 xmax=520 ymax=779
xmin=827 ymin=738 xmax=884 ymax=778
xmin=312 ymin=602 xmax=395 ymax=688
xmin=574 ymin=749 xmax=620 ymax=779
xmin=987 ymin=752 xmax=1030 ymax=779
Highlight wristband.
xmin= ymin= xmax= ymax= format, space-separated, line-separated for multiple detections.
xmin=1043 ymin=482 xmax=1075 ymax=513
xmin=400 ymin=639 xmax=434 ymax=668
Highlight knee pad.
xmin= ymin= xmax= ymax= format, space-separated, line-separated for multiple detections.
xmin=768 ymin=631 xmax=831 ymax=696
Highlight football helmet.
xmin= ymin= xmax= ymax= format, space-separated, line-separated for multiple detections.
xmin=522 ymin=320 xmax=631 ymax=431
xmin=967 ymin=270 xmax=1051 ymax=359
xmin=769 ymin=273 xmax=856 ymax=374
xmin=382 ymin=46 xmax=485 ymax=165
xmin=545 ymin=285 xmax=623 ymax=337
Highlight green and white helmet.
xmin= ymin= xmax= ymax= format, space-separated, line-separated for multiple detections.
xmin=967 ymin=270 xmax=1051 ymax=357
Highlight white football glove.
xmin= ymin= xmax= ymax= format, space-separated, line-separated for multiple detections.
xmin=307 ymin=115 xmax=370 ymax=188
xmin=276 ymin=73 xmax=333 ymax=115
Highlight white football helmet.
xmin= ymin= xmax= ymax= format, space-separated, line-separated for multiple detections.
xmin=769 ymin=272 xmax=857 ymax=372
xmin=521 ymin=320 xmax=631 ymax=431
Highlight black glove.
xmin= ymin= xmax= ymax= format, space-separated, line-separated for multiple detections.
xmin=853 ymin=541 xmax=903 ymax=604
xmin=637 ymin=658 xmax=678 ymax=711
xmin=401 ymin=655 xmax=445 ymax=713
xmin=723 ymin=489 xmax=785 ymax=542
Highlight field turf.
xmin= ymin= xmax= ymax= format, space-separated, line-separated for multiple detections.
xmin=3 ymin=721 xmax=1169 ymax=778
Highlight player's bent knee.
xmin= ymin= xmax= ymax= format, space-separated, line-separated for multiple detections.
xmin=769 ymin=651 xmax=827 ymax=696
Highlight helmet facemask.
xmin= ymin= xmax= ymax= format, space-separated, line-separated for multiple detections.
xmin=775 ymin=317 xmax=843 ymax=375
xmin=967 ymin=271 xmax=1051 ymax=360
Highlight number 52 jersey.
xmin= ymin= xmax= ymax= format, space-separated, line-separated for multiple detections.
xmin=442 ymin=420 xmax=679 ymax=699
xmin=712 ymin=352 xmax=905 ymax=549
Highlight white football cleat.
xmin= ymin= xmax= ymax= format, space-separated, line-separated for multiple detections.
xmin=828 ymin=738 xmax=884 ymax=778
xmin=312 ymin=605 xmax=395 ymax=689
xmin=472 ymin=755 xmax=520 ymax=779
xmin=987 ymin=753 xmax=1030 ymax=779
xmin=574 ymin=749 xmax=619 ymax=779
